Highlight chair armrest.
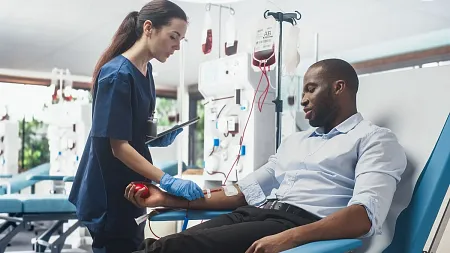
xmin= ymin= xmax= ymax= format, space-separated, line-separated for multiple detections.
xmin=26 ymin=175 xmax=65 ymax=181
xmin=281 ymin=239 xmax=362 ymax=253
xmin=63 ymin=176 xmax=75 ymax=182
xmin=150 ymin=210 xmax=232 ymax=221
xmin=0 ymin=174 xmax=13 ymax=179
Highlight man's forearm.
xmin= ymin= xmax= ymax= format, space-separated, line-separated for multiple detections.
xmin=161 ymin=186 xmax=248 ymax=210
xmin=287 ymin=205 xmax=371 ymax=245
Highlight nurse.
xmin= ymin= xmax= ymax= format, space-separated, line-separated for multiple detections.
xmin=68 ymin=1 xmax=204 ymax=252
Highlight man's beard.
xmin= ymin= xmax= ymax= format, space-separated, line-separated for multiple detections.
xmin=309 ymin=91 xmax=339 ymax=128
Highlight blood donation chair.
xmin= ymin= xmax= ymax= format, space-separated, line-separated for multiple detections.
xmin=149 ymin=66 xmax=450 ymax=253
xmin=0 ymin=160 xmax=186 ymax=253
xmin=0 ymin=163 xmax=79 ymax=253
xmin=0 ymin=163 xmax=50 ymax=195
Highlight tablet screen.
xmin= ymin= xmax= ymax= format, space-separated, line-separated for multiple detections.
xmin=146 ymin=117 xmax=200 ymax=144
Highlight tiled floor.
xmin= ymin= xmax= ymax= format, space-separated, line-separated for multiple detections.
xmin=4 ymin=229 xmax=92 ymax=253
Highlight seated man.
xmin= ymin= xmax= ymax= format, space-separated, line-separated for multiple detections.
xmin=125 ymin=58 xmax=407 ymax=253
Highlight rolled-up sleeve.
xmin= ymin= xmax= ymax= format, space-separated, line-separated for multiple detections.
xmin=238 ymin=155 xmax=280 ymax=206
xmin=347 ymin=128 xmax=407 ymax=237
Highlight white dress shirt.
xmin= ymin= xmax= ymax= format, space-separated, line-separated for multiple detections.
xmin=237 ymin=112 xmax=407 ymax=237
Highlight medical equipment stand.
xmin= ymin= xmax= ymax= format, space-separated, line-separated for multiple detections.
xmin=204 ymin=3 xmax=235 ymax=58
xmin=263 ymin=10 xmax=301 ymax=149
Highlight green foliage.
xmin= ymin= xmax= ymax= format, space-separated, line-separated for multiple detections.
xmin=18 ymin=118 xmax=50 ymax=171
xmin=195 ymin=100 xmax=205 ymax=167
xmin=155 ymin=97 xmax=178 ymax=126
xmin=152 ymin=96 xmax=205 ymax=168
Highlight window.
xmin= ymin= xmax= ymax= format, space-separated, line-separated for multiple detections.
xmin=188 ymin=90 xmax=205 ymax=168
xmin=194 ymin=100 xmax=205 ymax=167
xmin=154 ymin=97 xmax=178 ymax=127
xmin=0 ymin=83 xmax=52 ymax=171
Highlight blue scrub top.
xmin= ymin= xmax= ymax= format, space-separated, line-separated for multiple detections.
xmin=69 ymin=55 xmax=156 ymax=236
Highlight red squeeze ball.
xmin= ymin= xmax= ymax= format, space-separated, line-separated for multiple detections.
xmin=133 ymin=183 xmax=150 ymax=198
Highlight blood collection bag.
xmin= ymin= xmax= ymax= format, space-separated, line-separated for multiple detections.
xmin=252 ymin=16 xmax=278 ymax=70
xmin=201 ymin=10 xmax=213 ymax=55
xmin=224 ymin=12 xmax=238 ymax=56
xmin=62 ymin=69 xmax=73 ymax=102
xmin=283 ymin=25 xmax=301 ymax=76
xmin=50 ymin=68 xmax=59 ymax=103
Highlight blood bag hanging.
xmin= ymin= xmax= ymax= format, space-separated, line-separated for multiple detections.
xmin=225 ymin=9 xmax=238 ymax=56
xmin=50 ymin=68 xmax=59 ymax=103
xmin=62 ymin=69 xmax=73 ymax=102
xmin=283 ymin=25 xmax=300 ymax=76
xmin=201 ymin=8 xmax=213 ymax=55
xmin=252 ymin=16 xmax=278 ymax=72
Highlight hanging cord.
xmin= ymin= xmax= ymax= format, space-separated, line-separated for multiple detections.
xmin=222 ymin=63 xmax=269 ymax=185
xmin=148 ymin=221 xmax=160 ymax=239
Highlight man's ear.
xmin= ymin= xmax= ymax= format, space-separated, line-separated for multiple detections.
xmin=334 ymin=80 xmax=346 ymax=95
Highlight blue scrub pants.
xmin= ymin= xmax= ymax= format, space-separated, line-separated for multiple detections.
xmin=89 ymin=223 xmax=145 ymax=253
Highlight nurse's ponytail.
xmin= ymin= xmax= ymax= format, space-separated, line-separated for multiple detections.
xmin=91 ymin=11 xmax=138 ymax=91
xmin=91 ymin=0 xmax=187 ymax=92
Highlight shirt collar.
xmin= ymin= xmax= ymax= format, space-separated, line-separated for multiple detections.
xmin=310 ymin=112 xmax=363 ymax=138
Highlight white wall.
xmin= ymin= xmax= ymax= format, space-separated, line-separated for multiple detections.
xmin=355 ymin=65 xmax=450 ymax=252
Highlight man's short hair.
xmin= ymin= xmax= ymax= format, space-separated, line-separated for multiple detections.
xmin=310 ymin=58 xmax=359 ymax=94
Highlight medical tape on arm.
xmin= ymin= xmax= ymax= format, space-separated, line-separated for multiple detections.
xmin=222 ymin=184 xmax=239 ymax=196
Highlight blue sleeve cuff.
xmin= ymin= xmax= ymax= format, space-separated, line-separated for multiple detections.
xmin=237 ymin=176 xmax=267 ymax=206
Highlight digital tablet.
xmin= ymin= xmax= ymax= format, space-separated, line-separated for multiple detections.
xmin=146 ymin=117 xmax=200 ymax=144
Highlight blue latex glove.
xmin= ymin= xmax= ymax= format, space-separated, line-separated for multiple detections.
xmin=148 ymin=128 xmax=183 ymax=147
xmin=159 ymin=173 xmax=204 ymax=201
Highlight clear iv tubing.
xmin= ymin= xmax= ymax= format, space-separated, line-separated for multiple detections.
xmin=268 ymin=71 xmax=276 ymax=90
xmin=222 ymin=64 xmax=269 ymax=185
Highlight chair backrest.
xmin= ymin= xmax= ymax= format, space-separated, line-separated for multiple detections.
xmin=384 ymin=114 xmax=450 ymax=252
xmin=2 ymin=163 xmax=50 ymax=194
xmin=350 ymin=65 xmax=450 ymax=253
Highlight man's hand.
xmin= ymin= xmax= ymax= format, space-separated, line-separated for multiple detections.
xmin=245 ymin=230 xmax=297 ymax=253
xmin=124 ymin=182 xmax=166 ymax=208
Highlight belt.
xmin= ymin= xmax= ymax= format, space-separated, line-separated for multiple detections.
xmin=263 ymin=200 xmax=321 ymax=222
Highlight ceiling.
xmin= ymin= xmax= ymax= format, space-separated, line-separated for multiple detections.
xmin=1 ymin=0 xmax=449 ymax=88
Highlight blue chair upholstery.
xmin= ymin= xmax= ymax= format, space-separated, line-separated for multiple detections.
xmin=384 ymin=114 xmax=450 ymax=253
xmin=150 ymin=210 xmax=233 ymax=221
xmin=0 ymin=163 xmax=50 ymax=195
xmin=282 ymin=239 xmax=363 ymax=253
xmin=15 ymin=194 xmax=77 ymax=213
xmin=0 ymin=195 xmax=22 ymax=213
xmin=150 ymin=114 xmax=450 ymax=253
xmin=26 ymin=175 xmax=65 ymax=181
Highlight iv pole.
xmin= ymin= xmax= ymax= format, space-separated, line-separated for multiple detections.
xmin=263 ymin=10 xmax=301 ymax=150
